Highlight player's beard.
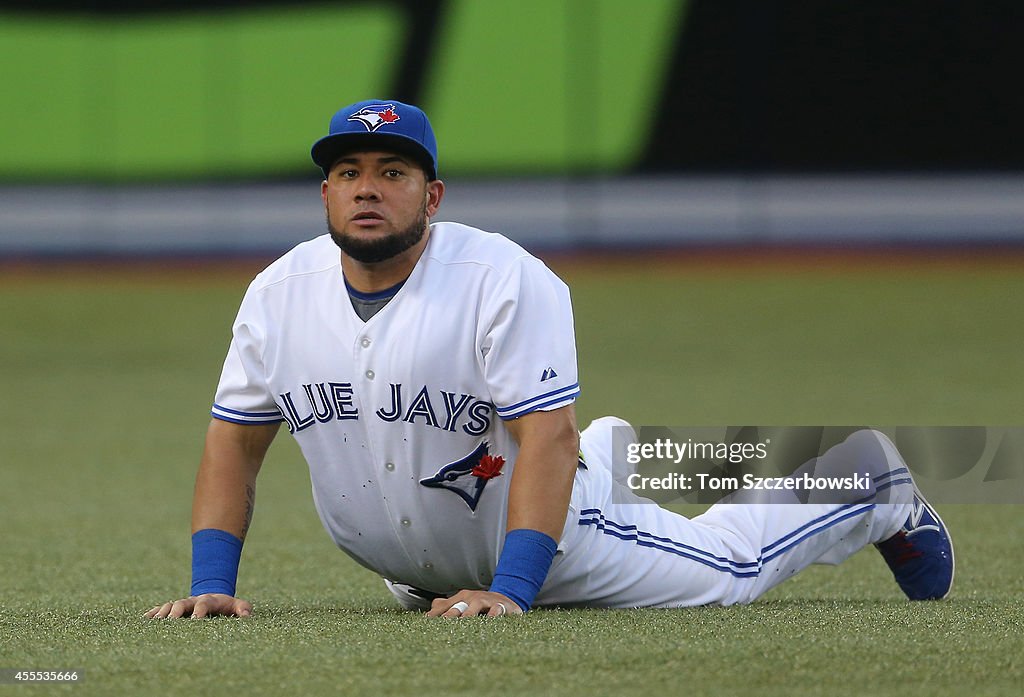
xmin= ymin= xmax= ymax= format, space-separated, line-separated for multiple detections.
xmin=327 ymin=203 xmax=429 ymax=264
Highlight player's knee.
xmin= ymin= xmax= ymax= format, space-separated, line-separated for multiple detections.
xmin=580 ymin=415 xmax=637 ymax=483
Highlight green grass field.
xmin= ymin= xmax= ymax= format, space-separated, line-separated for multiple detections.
xmin=1 ymin=254 xmax=1022 ymax=696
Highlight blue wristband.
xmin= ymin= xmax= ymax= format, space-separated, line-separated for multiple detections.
xmin=190 ymin=528 xmax=243 ymax=597
xmin=488 ymin=529 xmax=558 ymax=612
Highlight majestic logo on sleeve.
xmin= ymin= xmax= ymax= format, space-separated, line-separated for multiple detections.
xmin=347 ymin=104 xmax=401 ymax=132
xmin=420 ymin=441 xmax=506 ymax=511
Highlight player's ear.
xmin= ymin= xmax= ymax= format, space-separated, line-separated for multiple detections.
xmin=321 ymin=179 xmax=329 ymax=207
xmin=426 ymin=179 xmax=445 ymax=217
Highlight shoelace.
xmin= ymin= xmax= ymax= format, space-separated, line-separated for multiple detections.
xmin=876 ymin=531 xmax=924 ymax=565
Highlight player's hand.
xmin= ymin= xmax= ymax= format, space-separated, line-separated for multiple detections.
xmin=144 ymin=594 xmax=253 ymax=619
xmin=426 ymin=590 xmax=523 ymax=618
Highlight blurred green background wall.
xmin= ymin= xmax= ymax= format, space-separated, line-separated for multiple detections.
xmin=0 ymin=0 xmax=681 ymax=180
xmin=4 ymin=0 xmax=1024 ymax=182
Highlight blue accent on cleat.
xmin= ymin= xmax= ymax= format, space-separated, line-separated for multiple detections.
xmin=875 ymin=486 xmax=955 ymax=600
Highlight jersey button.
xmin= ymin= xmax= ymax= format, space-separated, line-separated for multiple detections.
xmin=360 ymin=337 xmax=372 ymax=348
xmin=423 ymin=562 xmax=433 ymax=570
xmin=365 ymin=369 xmax=375 ymax=380
xmin=400 ymin=517 xmax=411 ymax=527
xmin=384 ymin=462 xmax=395 ymax=472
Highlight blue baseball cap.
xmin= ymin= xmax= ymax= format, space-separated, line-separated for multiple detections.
xmin=311 ymin=99 xmax=438 ymax=180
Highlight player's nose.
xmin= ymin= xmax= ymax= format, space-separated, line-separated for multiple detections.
xmin=354 ymin=175 xmax=383 ymax=201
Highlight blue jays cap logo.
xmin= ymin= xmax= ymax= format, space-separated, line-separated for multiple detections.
xmin=420 ymin=441 xmax=506 ymax=511
xmin=347 ymin=104 xmax=401 ymax=132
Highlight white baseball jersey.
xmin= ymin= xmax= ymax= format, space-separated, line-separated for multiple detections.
xmin=211 ymin=222 xmax=580 ymax=594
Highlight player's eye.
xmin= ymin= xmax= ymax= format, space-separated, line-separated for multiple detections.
xmin=384 ymin=168 xmax=403 ymax=178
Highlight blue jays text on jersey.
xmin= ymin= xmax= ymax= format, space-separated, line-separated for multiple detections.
xmin=275 ymin=380 xmax=493 ymax=436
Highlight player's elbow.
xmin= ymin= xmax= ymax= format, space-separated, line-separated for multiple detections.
xmin=542 ymin=408 xmax=581 ymax=470
xmin=557 ymin=419 xmax=581 ymax=461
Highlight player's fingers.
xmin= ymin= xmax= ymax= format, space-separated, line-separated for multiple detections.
xmin=188 ymin=594 xmax=252 ymax=619
xmin=233 ymin=599 xmax=253 ymax=617
xmin=168 ymin=598 xmax=194 ymax=619
xmin=440 ymin=600 xmax=471 ymax=618
xmin=461 ymin=599 xmax=490 ymax=617
xmin=150 ymin=601 xmax=176 ymax=619
xmin=426 ymin=596 xmax=458 ymax=618
xmin=143 ymin=603 xmax=168 ymax=619
xmin=191 ymin=596 xmax=211 ymax=619
xmin=454 ymin=597 xmax=504 ymax=618
xmin=486 ymin=601 xmax=510 ymax=618
xmin=488 ymin=598 xmax=524 ymax=617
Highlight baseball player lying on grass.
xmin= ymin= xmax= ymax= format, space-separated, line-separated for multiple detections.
xmin=146 ymin=100 xmax=953 ymax=620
